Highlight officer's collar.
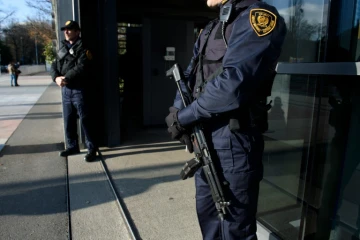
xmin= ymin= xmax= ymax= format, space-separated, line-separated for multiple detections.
xmin=63 ymin=37 xmax=82 ymax=49
xmin=67 ymin=37 xmax=79 ymax=47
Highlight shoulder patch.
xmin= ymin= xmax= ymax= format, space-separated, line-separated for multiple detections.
xmin=86 ymin=50 xmax=93 ymax=60
xmin=249 ymin=8 xmax=277 ymax=37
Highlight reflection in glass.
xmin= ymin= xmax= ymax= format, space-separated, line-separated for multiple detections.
xmin=257 ymin=74 xmax=317 ymax=239
xmin=327 ymin=0 xmax=360 ymax=62
xmin=264 ymin=0 xmax=329 ymax=63
xmin=314 ymin=78 xmax=360 ymax=240
xmin=257 ymin=74 xmax=360 ymax=240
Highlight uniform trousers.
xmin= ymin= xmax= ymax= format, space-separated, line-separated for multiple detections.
xmin=62 ymin=87 xmax=96 ymax=151
xmin=195 ymin=129 xmax=264 ymax=240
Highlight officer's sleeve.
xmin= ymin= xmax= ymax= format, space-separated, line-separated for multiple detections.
xmin=172 ymin=33 xmax=201 ymax=110
xmin=50 ymin=59 xmax=60 ymax=82
xmin=177 ymin=6 xmax=286 ymax=126
xmin=64 ymin=49 xmax=90 ymax=83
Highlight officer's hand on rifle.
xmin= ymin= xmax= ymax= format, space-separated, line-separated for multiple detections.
xmin=165 ymin=107 xmax=194 ymax=153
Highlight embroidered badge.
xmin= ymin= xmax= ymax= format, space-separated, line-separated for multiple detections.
xmin=65 ymin=20 xmax=71 ymax=26
xmin=69 ymin=48 xmax=74 ymax=55
xmin=250 ymin=9 xmax=277 ymax=37
xmin=86 ymin=50 xmax=93 ymax=60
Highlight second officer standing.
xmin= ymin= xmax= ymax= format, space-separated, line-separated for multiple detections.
xmin=50 ymin=20 xmax=97 ymax=162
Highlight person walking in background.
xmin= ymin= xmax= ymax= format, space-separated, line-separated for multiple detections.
xmin=7 ymin=61 xmax=17 ymax=87
xmin=50 ymin=20 xmax=98 ymax=162
xmin=14 ymin=62 xmax=21 ymax=86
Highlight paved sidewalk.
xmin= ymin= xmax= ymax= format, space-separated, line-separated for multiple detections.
xmin=97 ymin=129 xmax=203 ymax=240
xmin=0 ymin=73 xmax=53 ymax=152
xmin=0 ymin=73 xmax=69 ymax=240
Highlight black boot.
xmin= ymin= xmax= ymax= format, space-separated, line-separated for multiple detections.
xmin=84 ymin=149 xmax=97 ymax=162
xmin=59 ymin=148 xmax=80 ymax=157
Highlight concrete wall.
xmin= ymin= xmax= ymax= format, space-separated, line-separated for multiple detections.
xmin=18 ymin=65 xmax=46 ymax=75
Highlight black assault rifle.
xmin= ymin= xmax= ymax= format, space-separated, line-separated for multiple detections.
xmin=166 ymin=63 xmax=230 ymax=220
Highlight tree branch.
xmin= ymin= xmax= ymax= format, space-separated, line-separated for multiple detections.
xmin=0 ymin=10 xmax=15 ymax=24
xmin=25 ymin=0 xmax=52 ymax=16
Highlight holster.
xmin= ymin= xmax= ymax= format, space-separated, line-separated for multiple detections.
xmin=229 ymin=100 xmax=272 ymax=133
xmin=228 ymin=106 xmax=252 ymax=132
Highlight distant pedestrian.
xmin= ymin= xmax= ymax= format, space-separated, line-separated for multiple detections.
xmin=7 ymin=61 xmax=17 ymax=87
xmin=14 ymin=62 xmax=21 ymax=86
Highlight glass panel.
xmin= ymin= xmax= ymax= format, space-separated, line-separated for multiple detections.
xmin=118 ymin=48 xmax=126 ymax=55
xmin=257 ymin=74 xmax=360 ymax=240
xmin=263 ymin=0 xmax=329 ymax=62
xmin=118 ymin=27 xmax=126 ymax=34
xmin=306 ymin=77 xmax=360 ymax=240
xmin=129 ymin=23 xmax=142 ymax=27
xmin=118 ymin=34 xmax=126 ymax=40
xmin=118 ymin=41 xmax=126 ymax=48
xmin=327 ymin=0 xmax=360 ymax=61
xmin=116 ymin=21 xmax=143 ymax=133
xmin=257 ymin=74 xmax=317 ymax=239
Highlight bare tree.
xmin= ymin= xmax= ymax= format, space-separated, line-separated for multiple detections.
xmin=4 ymin=21 xmax=53 ymax=64
xmin=25 ymin=0 xmax=52 ymax=17
xmin=26 ymin=16 xmax=55 ymax=43
xmin=3 ymin=23 xmax=26 ymax=62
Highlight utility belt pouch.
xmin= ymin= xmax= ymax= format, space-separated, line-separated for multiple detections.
xmin=229 ymin=117 xmax=251 ymax=132
xmin=180 ymin=158 xmax=202 ymax=180
xmin=249 ymin=100 xmax=272 ymax=133
xmin=228 ymin=107 xmax=250 ymax=132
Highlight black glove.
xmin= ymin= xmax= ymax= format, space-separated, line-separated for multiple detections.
xmin=165 ymin=107 xmax=184 ymax=139
xmin=165 ymin=107 xmax=193 ymax=153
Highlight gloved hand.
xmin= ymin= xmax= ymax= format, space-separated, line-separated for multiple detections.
xmin=165 ymin=107 xmax=193 ymax=153
xmin=165 ymin=107 xmax=184 ymax=139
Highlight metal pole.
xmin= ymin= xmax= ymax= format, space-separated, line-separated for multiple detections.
xmin=35 ymin=35 xmax=38 ymax=65
xmin=20 ymin=37 xmax=23 ymax=64
xmin=0 ymin=23 xmax=2 ymax=76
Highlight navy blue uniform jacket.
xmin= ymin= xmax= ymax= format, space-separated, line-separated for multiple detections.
xmin=175 ymin=1 xmax=286 ymax=134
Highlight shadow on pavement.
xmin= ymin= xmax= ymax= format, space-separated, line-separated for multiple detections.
xmin=0 ymin=143 xmax=64 ymax=156
xmin=100 ymin=142 xmax=184 ymax=152
xmin=0 ymin=112 xmax=62 ymax=120
xmin=0 ymin=162 xmax=184 ymax=216
xmin=0 ymin=102 xmax=62 ymax=107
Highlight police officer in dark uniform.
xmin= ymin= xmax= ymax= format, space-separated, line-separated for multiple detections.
xmin=50 ymin=20 xmax=97 ymax=162
xmin=165 ymin=0 xmax=286 ymax=239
